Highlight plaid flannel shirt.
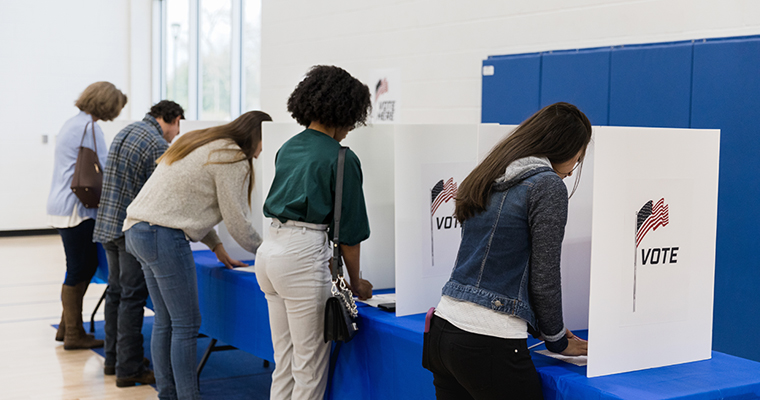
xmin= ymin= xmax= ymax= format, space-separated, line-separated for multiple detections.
xmin=93 ymin=115 xmax=169 ymax=244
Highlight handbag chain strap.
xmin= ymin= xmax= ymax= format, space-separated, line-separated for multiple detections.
xmin=330 ymin=147 xmax=358 ymax=318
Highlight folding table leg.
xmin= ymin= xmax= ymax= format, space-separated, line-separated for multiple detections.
xmin=90 ymin=285 xmax=107 ymax=333
xmin=197 ymin=338 xmax=218 ymax=387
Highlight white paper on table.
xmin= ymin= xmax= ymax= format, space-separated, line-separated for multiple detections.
xmin=535 ymin=350 xmax=588 ymax=366
xmin=235 ymin=265 xmax=256 ymax=273
xmin=356 ymin=293 xmax=396 ymax=308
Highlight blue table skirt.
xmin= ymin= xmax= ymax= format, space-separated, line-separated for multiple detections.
xmin=192 ymin=251 xmax=760 ymax=400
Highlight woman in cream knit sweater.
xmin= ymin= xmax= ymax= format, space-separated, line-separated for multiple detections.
xmin=124 ymin=110 xmax=271 ymax=400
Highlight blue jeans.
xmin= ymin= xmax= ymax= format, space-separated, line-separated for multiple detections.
xmin=125 ymin=222 xmax=201 ymax=400
xmin=103 ymin=236 xmax=149 ymax=377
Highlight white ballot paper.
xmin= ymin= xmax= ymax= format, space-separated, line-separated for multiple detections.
xmin=535 ymin=350 xmax=588 ymax=367
xmin=356 ymin=293 xmax=396 ymax=308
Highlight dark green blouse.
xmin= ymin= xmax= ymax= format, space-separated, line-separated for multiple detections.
xmin=263 ymin=129 xmax=370 ymax=246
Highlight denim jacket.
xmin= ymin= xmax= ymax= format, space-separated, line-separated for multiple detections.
xmin=442 ymin=157 xmax=569 ymax=352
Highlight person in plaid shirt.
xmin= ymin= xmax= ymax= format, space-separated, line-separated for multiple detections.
xmin=93 ymin=100 xmax=184 ymax=388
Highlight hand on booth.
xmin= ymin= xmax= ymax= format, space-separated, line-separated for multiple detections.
xmin=560 ymin=329 xmax=588 ymax=356
xmin=348 ymin=278 xmax=374 ymax=300
xmin=339 ymin=242 xmax=374 ymax=300
xmin=213 ymin=243 xmax=248 ymax=269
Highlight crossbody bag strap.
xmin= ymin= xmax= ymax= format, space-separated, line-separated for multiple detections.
xmin=331 ymin=147 xmax=348 ymax=281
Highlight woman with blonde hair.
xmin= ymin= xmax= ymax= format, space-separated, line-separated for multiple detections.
xmin=47 ymin=81 xmax=127 ymax=350
xmin=123 ymin=110 xmax=271 ymax=400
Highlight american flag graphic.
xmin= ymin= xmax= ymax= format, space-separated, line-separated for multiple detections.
xmin=633 ymin=197 xmax=670 ymax=312
xmin=431 ymin=178 xmax=457 ymax=215
xmin=636 ymin=198 xmax=670 ymax=247
xmin=375 ymin=78 xmax=389 ymax=102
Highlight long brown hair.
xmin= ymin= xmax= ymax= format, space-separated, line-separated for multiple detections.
xmin=157 ymin=110 xmax=272 ymax=205
xmin=455 ymin=102 xmax=592 ymax=222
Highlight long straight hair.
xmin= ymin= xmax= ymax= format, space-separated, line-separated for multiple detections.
xmin=157 ymin=110 xmax=272 ymax=205
xmin=454 ymin=102 xmax=592 ymax=222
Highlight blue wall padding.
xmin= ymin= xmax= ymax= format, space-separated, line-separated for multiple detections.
xmin=483 ymin=34 xmax=760 ymax=363
xmin=481 ymin=53 xmax=541 ymax=124
xmin=540 ymin=48 xmax=610 ymax=125
xmin=609 ymin=42 xmax=693 ymax=128
xmin=691 ymin=36 xmax=760 ymax=362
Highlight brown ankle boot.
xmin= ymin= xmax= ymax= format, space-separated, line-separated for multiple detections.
xmin=56 ymin=283 xmax=95 ymax=342
xmin=63 ymin=284 xmax=103 ymax=350
xmin=55 ymin=313 xmax=65 ymax=341
xmin=73 ymin=281 xmax=96 ymax=339
xmin=56 ymin=285 xmax=66 ymax=341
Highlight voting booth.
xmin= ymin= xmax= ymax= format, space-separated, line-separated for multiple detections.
xmin=463 ymin=124 xmax=719 ymax=377
xmin=585 ymin=126 xmax=719 ymax=377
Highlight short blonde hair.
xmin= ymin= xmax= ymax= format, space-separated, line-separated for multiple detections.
xmin=75 ymin=81 xmax=128 ymax=121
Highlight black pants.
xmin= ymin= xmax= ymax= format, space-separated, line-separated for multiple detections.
xmin=58 ymin=219 xmax=99 ymax=286
xmin=422 ymin=314 xmax=543 ymax=400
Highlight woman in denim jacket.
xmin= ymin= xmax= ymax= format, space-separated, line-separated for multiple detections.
xmin=423 ymin=102 xmax=592 ymax=400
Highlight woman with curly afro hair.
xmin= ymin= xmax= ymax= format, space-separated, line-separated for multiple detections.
xmin=256 ymin=65 xmax=374 ymax=399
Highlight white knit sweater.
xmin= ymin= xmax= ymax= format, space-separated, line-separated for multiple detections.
xmin=123 ymin=139 xmax=262 ymax=253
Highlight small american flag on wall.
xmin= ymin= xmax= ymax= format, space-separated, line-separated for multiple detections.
xmin=375 ymin=78 xmax=389 ymax=102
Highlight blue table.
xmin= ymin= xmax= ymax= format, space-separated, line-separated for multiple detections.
xmin=192 ymin=251 xmax=760 ymax=399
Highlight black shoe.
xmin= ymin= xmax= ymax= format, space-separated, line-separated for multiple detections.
xmin=105 ymin=357 xmax=149 ymax=376
xmin=116 ymin=369 xmax=155 ymax=387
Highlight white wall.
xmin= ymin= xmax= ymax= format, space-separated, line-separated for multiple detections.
xmin=3 ymin=0 xmax=759 ymax=230
xmin=260 ymin=0 xmax=760 ymax=125
xmin=0 ymin=0 xmax=153 ymax=230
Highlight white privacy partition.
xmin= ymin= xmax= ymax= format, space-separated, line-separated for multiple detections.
xmin=179 ymin=120 xmax=226 ymax=137
xmin=342 ymin=125 xmax=396 ymax=289
xmin=99 ymin=120 xmax=135 ymax=146
xmin=259 ymin=123 xmax=396 ymax=289
xmin=586 ymin=126 xmax=720 ymax=377
xmin=561 ymin=137 xmax=594 ymax=332
xmin=476 ymin=124 xmax=593 ymax=331
xmin=394 ymin=124 xmax=478 ymax=316
xmin=476 ymin=124 xmax=516 ymax=160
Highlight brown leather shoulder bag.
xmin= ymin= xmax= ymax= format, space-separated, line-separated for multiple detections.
xmin=70 ymin=119 xmax=103 ymax=208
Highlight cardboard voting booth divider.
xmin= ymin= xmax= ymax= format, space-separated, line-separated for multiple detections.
xmin=341 ymin=125 xmax=397 ymax=290
xmin=392 ymin=124 xmax=478 ymax=316
xmin=586 ymin=126 xmax=719 ymax=377
xmin=99 ymin=120 xmax=136 ymax=146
